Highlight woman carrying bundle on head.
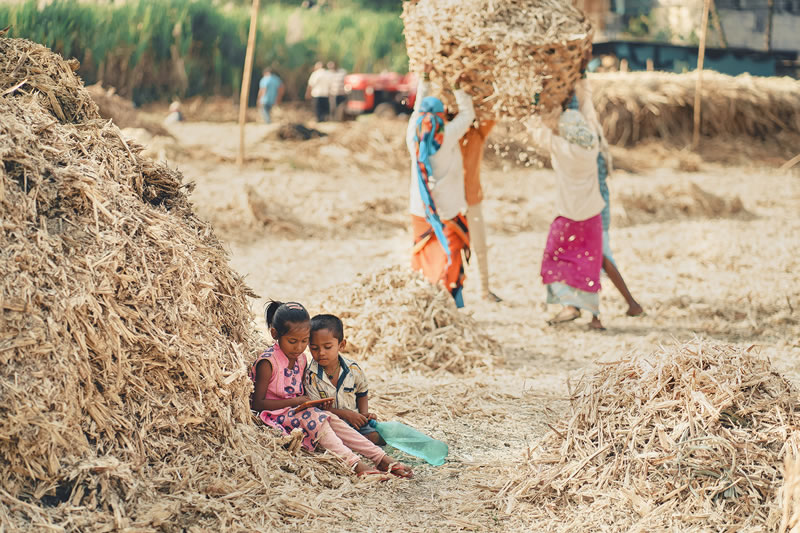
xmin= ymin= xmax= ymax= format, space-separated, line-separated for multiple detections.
xmin=527 ymin=99 xmax=607 ymax=330
xmin=406 ymin=63 xmax=475 ymax=308
xmin=569 ymin=69 xmax=644 ymax=317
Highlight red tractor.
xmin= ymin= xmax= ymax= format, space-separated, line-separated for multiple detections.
xmin=343 ymin=72 xmax=418 ymax=118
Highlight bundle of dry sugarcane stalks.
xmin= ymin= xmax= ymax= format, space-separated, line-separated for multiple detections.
xmin=402 ymin=0 xmax=592 ymax=118
xmin=495 ymin=341 xmax=799 ymax=530
xmin=319 ymin=266 xmax=502 ymax=374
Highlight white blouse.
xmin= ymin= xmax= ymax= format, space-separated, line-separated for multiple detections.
xmin=405 ymin=81 xmax=475 ymax=221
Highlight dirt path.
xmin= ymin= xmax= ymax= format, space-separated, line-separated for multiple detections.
xmin=162 ymin=119 xmax=799 ymax=531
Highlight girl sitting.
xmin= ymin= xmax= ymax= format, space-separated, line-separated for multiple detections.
xmin=250 ymin=300 xmax=413 ymax=478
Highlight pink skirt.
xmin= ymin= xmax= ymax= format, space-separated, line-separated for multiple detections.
xmin=541 ymin=215 xmax=603 ymax=293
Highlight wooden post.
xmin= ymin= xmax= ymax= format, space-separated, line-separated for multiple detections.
xmin=692 ymin=0 xmax=711 ymax=150
xmin=779 ymin=152 xmax=800 ymax=172
xmin=765 ymin=0 xmax=774 ymax=51
xmin=237 ymin=0 xmax=260 ymax=168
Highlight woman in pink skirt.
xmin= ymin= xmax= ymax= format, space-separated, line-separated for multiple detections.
xmin=527 ymin=106 xmax=607 ymax=330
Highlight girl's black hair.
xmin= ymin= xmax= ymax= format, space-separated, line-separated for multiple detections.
xmin=265 ymin=301 xmax=310 ymax=338
xmin=310 ymin=314 xmax=344 ymax=342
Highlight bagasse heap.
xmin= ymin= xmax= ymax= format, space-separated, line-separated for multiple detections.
xmin=317 ymin=267 xmax=501 ymax=374
xmin=0 ymin=37 xmax=346 ymax=530
xmin=500 ymin=342 xmax=799 ymax=530
xmin=402 ymin=0 xmax=592 ymax=118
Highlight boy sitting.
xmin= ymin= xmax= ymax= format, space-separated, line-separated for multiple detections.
xmin=305 ymin=314 xmax=385 ymax=445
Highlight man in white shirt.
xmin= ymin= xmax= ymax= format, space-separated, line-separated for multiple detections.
xmin=305 ymin=62 xmax=330 ymax=122
xmin=406 ymin=65 xmax=475 ymax=307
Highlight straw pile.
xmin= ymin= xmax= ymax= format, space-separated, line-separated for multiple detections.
xmin=496 ymin=342 xmax=800 ymax=530
xmin=402 ymin=0 xmax=592 ymax=118
xmin=617 ymin=181 xmax=749 ymax=226
xmin=0 ymin=36 xmax=349 ymax=529
xmin=267 ymin=122 xmax=326 ymax=141
xmin=317 ymin=267 xmax=502 ymax=374
xmin=590 ymin=71 xmax=800 ymax=147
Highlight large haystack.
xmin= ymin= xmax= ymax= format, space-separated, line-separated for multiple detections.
xmin=494 ymin=342 xmax=799 ymax=530
xmin=0 ymin=36 xmax=347 ymax=529
xmin=316 ymin=267 xmax=502 ymax=374
xmin=402 ymin=0 xmax=592 ymax=117
xmin=590 ymin=71 xmax=800 ymax=148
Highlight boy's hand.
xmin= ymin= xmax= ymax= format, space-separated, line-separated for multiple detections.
xmin=341 ymin=410 xmax=368 ymax=429
xmin=367 ymin=413 xmax=377 ymax=421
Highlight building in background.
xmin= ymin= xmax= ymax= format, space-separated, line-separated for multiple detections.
xmin=576 ymin=0 xmax=799 ymax=76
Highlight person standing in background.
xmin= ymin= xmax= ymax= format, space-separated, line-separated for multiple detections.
xmin=257 ymin=67 xmax=284 ymax=124
xmin=306 ymin=62 xmax=331 ymax=122
xmin=460 ymin=120 xmax=502 ymax=302
xmin=327 ymin=61 xmax=347 ymax=121
xmin=164 ymin=100 xmax=184 ymax=125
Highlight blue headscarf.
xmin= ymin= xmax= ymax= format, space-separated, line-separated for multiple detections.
xmin=413 ymin=96 xmax=451 ymax=262
xmin=566 ymin=94 xmax=580 ymax=110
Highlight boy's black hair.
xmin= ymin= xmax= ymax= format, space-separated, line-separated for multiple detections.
xmin=265 ymin=301 xmax=310 ymax=338
xmin=309 ymin=314 xmax=344 ymax=342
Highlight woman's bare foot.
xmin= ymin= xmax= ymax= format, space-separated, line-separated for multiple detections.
xmin=626 ymin=302 xmax=644 ymax=317
xmin=547 ymin=306 xmax=580 ymax=325
xmin=482 ymin=290 xmax=503 ymax=303
xmin=589 ymin=316 xmax=606 ymax=331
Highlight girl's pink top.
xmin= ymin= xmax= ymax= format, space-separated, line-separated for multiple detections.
xmin=249 ymin=343 xmax=328 ymax=451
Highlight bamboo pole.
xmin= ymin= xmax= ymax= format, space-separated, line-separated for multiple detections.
xmin=779 ymin=153 xmax=800 ymax=172
xmin=709 ymin=0 xmax=727 ymax=48
xmin=237 ymin=0 xmax=260 ymax=168
xmin=692 ymin=0 xmax=711 ymax=150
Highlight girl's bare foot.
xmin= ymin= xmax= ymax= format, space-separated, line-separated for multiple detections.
xmin=626 ymin=302 xmax=644 ymax=317
xmin=377 ymin=457 xmax=413 ymax=478
xmin=353 ymin=460 xmax=373 ymax=475
xmin=589 ymin=316 xmax=606 ymax=331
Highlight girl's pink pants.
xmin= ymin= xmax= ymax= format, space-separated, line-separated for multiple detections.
xmin=317 ymin=413 xmax=386 ymax=468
